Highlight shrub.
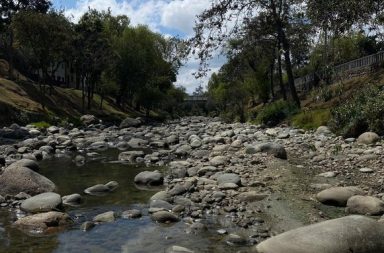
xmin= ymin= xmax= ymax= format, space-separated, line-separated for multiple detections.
xmin=255 ymin=100 xmax=298 ymax=127
xmin=329 ymin=86 xmax=384 ymax=137
xmin=291 ymin=109 xmax=331 ymax=130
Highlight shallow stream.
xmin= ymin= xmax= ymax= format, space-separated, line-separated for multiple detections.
xmin=0 ymin=150 xmax=248 ymax=253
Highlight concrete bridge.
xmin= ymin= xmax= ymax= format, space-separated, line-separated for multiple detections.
xmin=184 ymin=95 xmax=208 ymax=103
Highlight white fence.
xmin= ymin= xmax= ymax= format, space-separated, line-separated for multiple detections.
xmin=295 ymin=51 xmax=384 ymax=92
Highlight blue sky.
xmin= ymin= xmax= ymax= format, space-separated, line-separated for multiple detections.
xmin=51 ymin=0 xmax=224 ymax=93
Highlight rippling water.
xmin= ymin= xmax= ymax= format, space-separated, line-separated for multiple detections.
xmin=0 ymin=150 xmax=248 ymax=253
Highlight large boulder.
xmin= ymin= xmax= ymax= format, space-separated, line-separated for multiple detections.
xmin=357 ymin=132 xmax=380 ymax=145
xmin=120 ymin=117 xmax=141 ymax=128
xmin=217 ymin=173 xmax=241 ymax=185
xmin=0 ymin=163 xmax=56 ymax=196
xmin=134 ymin=171 xmax=163 ymax=186
xmin=80 ymin=115 xmax=99 ymax=125
xmin=316 ymin=186 xmax=365 ymax=207
xmin=0 ymin=125 xmax=30 ymax=139
xmin=346 ymin=195 xmax=384 ymax=215
xmin=20 ymin=192 xmax=62 ymax=213
xmin=316 ymin=126 xmax=332 ymax=136
xmin=14 ymin=211 xmax=73 ymax=234
xmin=84 ymin=182 xmax=117 ymax=196
xmin=246 ymin=143 xmax=287 ymax=159
xmin=11 ymin=159 xmax=39 ymax=171
xmin=93 ymin=211 xmax=115 ymax=223
xmin=62 ymin=193 xmax=83 ymax=206
xmin=209 ymin=156 xmax=228 ymax=166
xmin=255 ymin=215 xmax=384 ymax=253
xmin=151 ymin=211 xmax=179 ymax=223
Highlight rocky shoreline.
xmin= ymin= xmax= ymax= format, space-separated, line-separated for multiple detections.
xmin=1 ymin=116 xmax=384 ymax=252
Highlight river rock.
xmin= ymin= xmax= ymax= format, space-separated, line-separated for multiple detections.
xmin=166 ymin=245 xmax=194 ymax=253
xmin=175 ymin=145 xmax=192 ymax=156
xmin=150 ymin=191 xmax=172 ymax=202
xmin=134 ymin=171 xmax=163 ymax=186
xmin=346 ymin=195 xmax=384 ymax=215
xmin=118 ymin=151 xmax=145 ymax=162
xmin=21 ymin=192 xmax=62 ymax=213
xmin=12 ymin=159 xmax=39 ymax=171
xmin=247 ymin=143 xmax=287 ymax=159
xmin=122 ymin=209 xmax=142 ymax=219
xmin=93 ymin=211 xmax=115 ymax=222
xmin=0 ymin=163 xmax=56 ymax=196
xmin=84 ymin=184 xmax=110 ymax=195
xmin=217 ymin=173 xmax=241 ymax=185
xmin=209 ymin=156 xmax=228 ymax=166
xmin=151 ymin=211 xmax=179 ymax=223
xmin=81 ymin=221 xmax=95 ymax=231
xmin=357 ymin=132 xmax=380 ymax=144
xmin=14 ymin=211 xmax=73 ymax=234
xmin=254 ymin=215 xmax=384 ymax=253
xmin=120 ymin=117 xmax=141 ymax=128
xmin=168 ymin=184 xmax=188 ymax=196
xmin=105 ymin=181 xmax=119 ymax=190
xmin=127 ymin=138 xmax=148 ymax=148
xmin=150 ymin=199 xmax=174 ymax=210
xmin=88 ymin=141 xmax=109 ymax=151
xmin=62 ymin=193 xmax=83 ymax=206
xmin=80 ymin=115 xmax=99 ymax=125
xmin=316 ymin=186 xmax=365 ymax=206
xmin=316 ymin=126 xmax=332 ymax=135
xmin=237 ymin=191 xmax=268 ymax=202
xmin=226 ymin=234 xmax=248 ymax=246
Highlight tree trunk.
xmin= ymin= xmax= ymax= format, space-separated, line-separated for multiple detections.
xmin=277 ymin=42 xmax=287 ymax=100
xmin=270 ymin=60 xmax=275 ymax=100
xmin=87 ymin=81 xmax=92 ymax=110
xmin=271 ymin=0 xmax=300 ymax=108
xmin=281 ymin=35 xmax=300 ymax=108
xmin=8 ymin=31 xmax=14 ymax=80
xmin=100 ymin=95 xmax=104 ymax=110
xmin=81 ymin=76 xmax=86 ymax=114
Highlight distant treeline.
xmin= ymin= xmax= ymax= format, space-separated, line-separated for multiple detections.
xmin=0 ymin=1 xmax=187 ymax=116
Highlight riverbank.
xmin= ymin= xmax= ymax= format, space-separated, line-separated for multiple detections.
xmin=0 ymin=116 xmax=384 ymax=252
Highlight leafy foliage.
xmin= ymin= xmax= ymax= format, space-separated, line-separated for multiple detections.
xmin=329 ymin=86 xmax=384 ymax=137
xmin=255 ymin=100 xmax=298 ymax=127
xmin=291 ymin=109 xmax=331 ymax=129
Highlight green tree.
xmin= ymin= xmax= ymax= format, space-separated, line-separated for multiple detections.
xmin=0 ymin=0 xmax=51 ymax=78
xmin=12 ymin=10 xmax=73 ymax=93
xmin=191 ymin=0 xmax=307 ymax=108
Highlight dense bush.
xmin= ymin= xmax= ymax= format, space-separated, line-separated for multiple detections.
xmin=255 ymin=100 xmax=298 ymax=127
xmin=329 ymin=86 xmax=384 ymax=137
xmin=291 ymin=109 xmax=331 ymax=130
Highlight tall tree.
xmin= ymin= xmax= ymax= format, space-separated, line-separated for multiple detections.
xmin=12 ymin=10 xmax=73 ymax=92
xmin=191 ymin=0 xmax=306 ymax=107
xmin=0 ymin=0 xmax=51 ymax=78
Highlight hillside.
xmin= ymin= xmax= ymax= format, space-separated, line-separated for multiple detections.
xmin=0 ymin=78 xmax=130 ymax=126
xmin=286 ymin=70 xmax=384 ymax=129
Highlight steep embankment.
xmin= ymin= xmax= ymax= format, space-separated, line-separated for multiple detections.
xmin=0 ymin=78 xmax=129 ymax=126
xmin=290 ymin=69 xmax=384 ymax=129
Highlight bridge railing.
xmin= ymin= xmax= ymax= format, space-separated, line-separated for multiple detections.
xmin=295 ymin=51 xmax=384 ymax=92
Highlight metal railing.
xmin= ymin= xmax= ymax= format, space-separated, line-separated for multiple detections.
xmin=295 ymin=51 xmax=384 ymax=92
xmin=184 ymin=95 xmax=208 ymax=102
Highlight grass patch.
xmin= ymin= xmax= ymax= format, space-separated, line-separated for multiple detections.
xmin=291 ymin=108 xmax=331 ymax=130
xmin=31 ymin=121 xmax=51 ymax=129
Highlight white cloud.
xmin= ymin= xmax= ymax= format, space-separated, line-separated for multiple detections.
xmin=160 ymin=0 xmax=208 ymax=36
xmin=62 ymin=0 xmax=224 ymax=93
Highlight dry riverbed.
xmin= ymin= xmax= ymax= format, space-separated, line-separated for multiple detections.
xmin=0 ymin=116 xmax=384 ymax=252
